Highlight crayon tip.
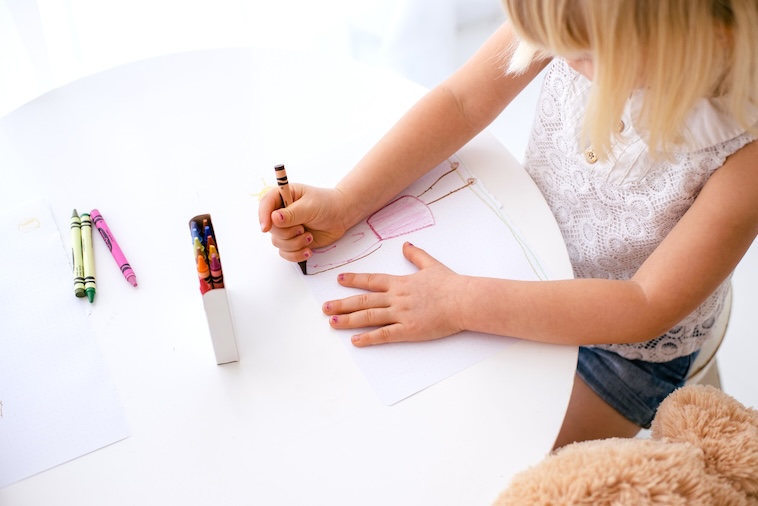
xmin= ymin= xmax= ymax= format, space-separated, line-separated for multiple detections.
xmin=127 ymin=275 xmax=138 ymax=287
xmin=86 ymin=288 xmax=95 ymax=303
xmin=298 ymin=260 xmax=307 ymax=275
xmin=72 ymin=209 xmax=79 ymax=217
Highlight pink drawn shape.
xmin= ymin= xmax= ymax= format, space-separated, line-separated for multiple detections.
xmin=367 ymin=195 xmax=435 ymax=240
xmin=309 ymin=195 xmax=436 ymax=273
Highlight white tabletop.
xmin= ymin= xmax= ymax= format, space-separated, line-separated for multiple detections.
xmin=0 ymin=48 xmax=576 ymax=505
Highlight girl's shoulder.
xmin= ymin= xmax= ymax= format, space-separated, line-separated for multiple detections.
xmin=537 ymin=58 xmax=591 ymax=126
xmin=542 ymin=58 xmax=758 ymax=154
xmin=541 ymin=58 xmax=590 ymax=99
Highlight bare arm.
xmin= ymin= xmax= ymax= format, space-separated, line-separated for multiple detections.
xmin=328 ymin=140 xmax=758 ymax=347
xmin=335 ymin=22 xmax=549 ymax=228
xmin=456 ymin=140 xmax=758 ymax=345
xmin=259 ymin=22 xmax=548 ymax=264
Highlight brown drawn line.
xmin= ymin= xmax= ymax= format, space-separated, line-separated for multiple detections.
xmin=415 ymin=161 xmax=459 ymax=199
xmin=308 ymin=158 xmax=468 ymax=274
xmin=307 ymin=244 xmax=383 ymax=275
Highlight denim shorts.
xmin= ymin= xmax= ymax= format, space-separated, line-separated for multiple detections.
xmin=577 ymin=346 xmax=699 ymax=429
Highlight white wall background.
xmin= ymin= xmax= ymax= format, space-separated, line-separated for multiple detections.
xmin=1 ymin=0 xmax=505 ymax=112
xmin=0 ymin=0 xmax=543 ymax=157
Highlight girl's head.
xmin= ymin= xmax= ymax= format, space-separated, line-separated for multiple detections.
xmin=503 ymin=0 xmax=758 ymax=157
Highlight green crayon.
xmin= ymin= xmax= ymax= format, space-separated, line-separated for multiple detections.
xmin=80 ymin=212 xmax=97 ymax=303
xmin=193 ymin=237 xmax=205 ymax=258
xmin=70 ymin=210 xmax=86 ymax=298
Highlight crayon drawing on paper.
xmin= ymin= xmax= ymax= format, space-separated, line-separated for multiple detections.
xmin=306 ymin=161 xmax=481 ymax=274
xmin=300 ymin=154 xmax=550 ymax=405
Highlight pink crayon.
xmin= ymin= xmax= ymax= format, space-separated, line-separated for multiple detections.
xmin=91 ymin=209 xmax=138 ymax=287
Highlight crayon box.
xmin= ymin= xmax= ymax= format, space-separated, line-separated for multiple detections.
xmin=189 ymin=213 xmax=239 ymax=365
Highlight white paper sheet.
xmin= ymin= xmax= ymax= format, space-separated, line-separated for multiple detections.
xmin=301 ymin=156 xmax=548 ymax=404
xmin=0 ymin=202 xmax=129 ymax=488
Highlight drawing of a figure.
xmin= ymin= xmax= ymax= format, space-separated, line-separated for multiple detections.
xmin=306 ymin=159 xmax=476 ymax=274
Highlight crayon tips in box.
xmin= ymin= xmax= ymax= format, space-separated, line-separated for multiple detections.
xmin=189 ymin=214 xmax=224 ymax=295
xmin=188 ymin=213 xmax=238 ymax=364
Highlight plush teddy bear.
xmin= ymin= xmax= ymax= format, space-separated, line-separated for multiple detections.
xmin=495 ymin=385 xmax=758 ymax=505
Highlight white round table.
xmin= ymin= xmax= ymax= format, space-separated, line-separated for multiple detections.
xmin=0 ymin=48 xmax=576 ymax=505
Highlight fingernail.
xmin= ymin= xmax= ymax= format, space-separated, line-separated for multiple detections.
xmin=303 ymin=250 xmax=311 ymax=259
xmin=351 ymin=335 xmax=360 ymax=344
xmin=331 ymin=315 xmax=339 ymax=324
xmin=276 ymin=211 xmax=285 ymax=223
xmin=260 ymin=222 xmax=266 ymax=232
xmin=338 ymin=273 xmax=345 ymax=282
xmin=407 ymin=242 xmax=414 ymax=247
xmin=323 ymin=302 xmax=331 ymax=312
xmin=306 ymin=235 xmax=313 ymax=244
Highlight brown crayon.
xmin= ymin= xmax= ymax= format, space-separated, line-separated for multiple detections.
xmin=274 ymin=164 xmax=307 ymax=275
xmin=274 ymin=164 xmax=293 ymax=207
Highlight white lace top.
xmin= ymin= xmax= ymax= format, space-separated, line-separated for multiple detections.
xmin=523 ymin=58 xmax=757 ymax=362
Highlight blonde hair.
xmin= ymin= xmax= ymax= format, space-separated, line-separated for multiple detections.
xmin=503 ymin=0 xmax=758 ymax=158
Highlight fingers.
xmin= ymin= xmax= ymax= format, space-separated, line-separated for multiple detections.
xmin=260 ymin=184 xmax=349 ymax=266
xmin=324 ymin=269 xmax=431 ymax=347
xmin=259 ymin=188 xmax=314 ymax=263
xmin=257 ymin=186 xmax=282 ymax=232
xmin=257 ymin=183 xmax=303 ymax=231
xmin=402 ymin=241 xmax=438 ymax=269
xmin=323 ymin=289 xmax=390 ymax=319
xmin=351 ymin=327 xmax=402 ymax=347
xmin=335 ymin=271 xmax=391 ymax=292
xmin=322 ymin=273 xmax=395 ymax=345
xmin=270 ymin=221 xmax=314 ymax=263
xmin=326 ymin=308 xmax=404 ymax=347
xmin=328 ymin=244 xmax=436 ymax=293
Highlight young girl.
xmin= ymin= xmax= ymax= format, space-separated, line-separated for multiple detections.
xmin=259 ymin=0 xmax=758 ymax=448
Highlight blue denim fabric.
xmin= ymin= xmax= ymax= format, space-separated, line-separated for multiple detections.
xmin=576 ymin=346 xmax=699 ymax=429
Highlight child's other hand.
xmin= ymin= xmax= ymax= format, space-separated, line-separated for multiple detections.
xmin=258 ymin=184 xmax=351 ymax=264
xmin=322 ymin=242 xmax=466 ymax=346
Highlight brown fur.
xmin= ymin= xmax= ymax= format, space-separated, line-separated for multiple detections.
xmin=495 ymin=385 xmax=758 ymax=505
